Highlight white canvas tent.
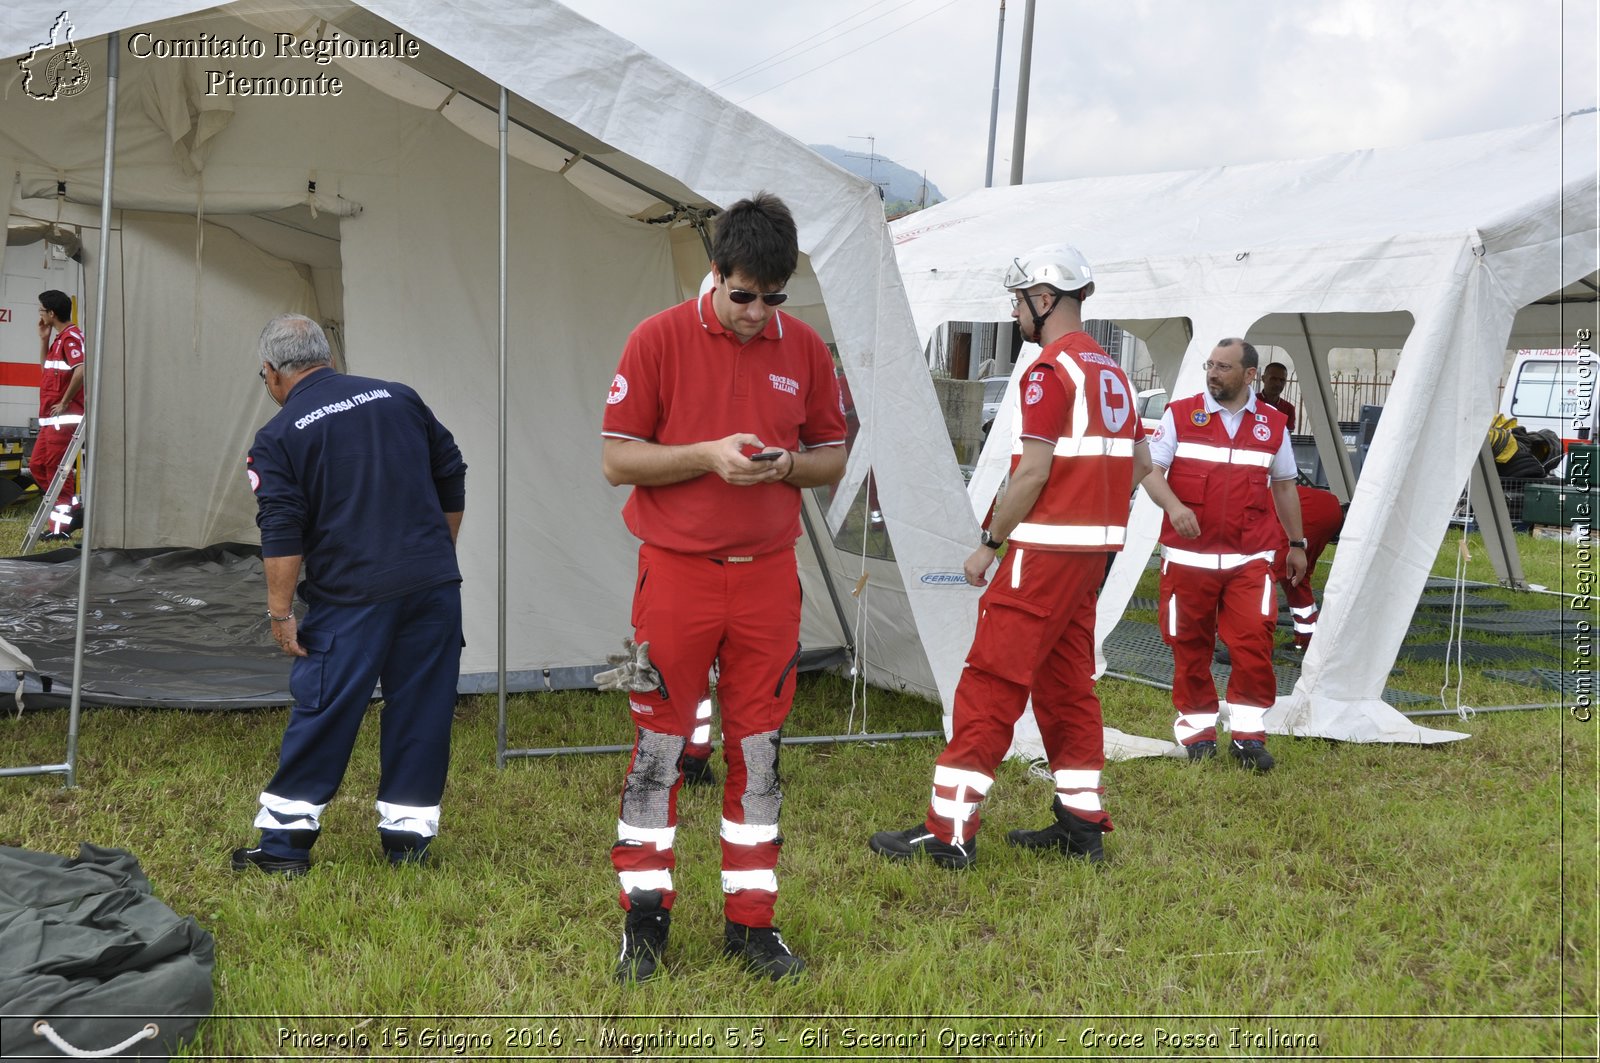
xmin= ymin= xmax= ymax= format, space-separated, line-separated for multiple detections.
xmin=893 ymin=113 xmax=1600 ymax=746
xmin=0 ymin=0 xmax=1000 ymax=727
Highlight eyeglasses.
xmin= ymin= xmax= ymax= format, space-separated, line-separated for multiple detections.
xmin=1202 ymin=360 xmax=1243 ymax=372
xmin=728 ymin=287 xmax=788 ymax=306
xmin=1010 ymin=291 xmax=1052 ymax=308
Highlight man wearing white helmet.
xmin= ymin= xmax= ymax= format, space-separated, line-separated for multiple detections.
xmin=870 ymin=244 xmax=1150 ymax=868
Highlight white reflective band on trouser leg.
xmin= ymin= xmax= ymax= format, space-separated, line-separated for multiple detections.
xmin=1167 ymin=593 xmax=1178 ymax=637
xmin=618 ymin=820 xmax=676 ymax=849
xmin=695 ymin=697 xmax=712 ymax=720
xmin=1011 ymin=546 xmax=1024 ymax=588
xmin=1173 ymin=713 xmax=1219 ymax=743
xmin=38 ymin=414 xmax=85 ymax=428
xmin=1261 ymin=574 xmax=1274 ymax=617
xmin=49 ymin=507 xmax=71 ymax=532
xmin=253 ymin=791 xmax=326 ymax=832
xmin=690 ymin=725 xmax=711 ymax=744
xmin=620 ymin=869 xmax=674 ymax=893
xmin=1294 ymin=620 xmax=1317 ymax=635
xmin=1009 ymin=522 xmax=1126 ymax=547
xmin=1161 ymin=546 xmax=1277 ymax=569
xmin=933 ymin=765 xmax=995 ymax=794
xmin=1053 ymin=769 xmax=1103 ymax=813
xmin=375 ymin=800 xmax=441 ymax=838
xmin=931 ymin=794 xmax=983 ymax=821
xmin=721 ymin=819 xmax=780 ymax=845
xmin=722 ymin=869 xmax=778 ymax=893
xmin=1228 ymin=703 xmax=1268 ymax=734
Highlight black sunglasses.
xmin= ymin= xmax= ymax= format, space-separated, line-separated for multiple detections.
xmin=728 ymin=287 xmax=788 ymax=306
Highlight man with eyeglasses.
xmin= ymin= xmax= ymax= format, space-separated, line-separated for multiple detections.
xmin=869 ymin=244 xmax=1150 ymax=870
xmin=600 ymin=192 xmax=846 ymax=983
xmin=1141 ymin=339 xmax=1305 ymax=772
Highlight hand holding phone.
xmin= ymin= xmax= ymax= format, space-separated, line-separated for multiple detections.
xmin=750 ymin=450 xmax=782 ymax=462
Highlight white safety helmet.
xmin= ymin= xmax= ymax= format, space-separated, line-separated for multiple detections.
xmin=1002 ymin=244 xmax=1095 ymax=300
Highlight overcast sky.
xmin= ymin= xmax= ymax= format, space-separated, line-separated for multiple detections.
xmin=561 ymin=0 xmax=1598 ymax=200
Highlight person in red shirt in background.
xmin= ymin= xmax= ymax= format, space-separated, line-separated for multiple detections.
xmin=1259 ymin=361 xmax=1296 ymax=431
xmin=600 ymin=193 xmax=846 ymax=984
xmin=34 ymin=290 xmax=85 ymax=541
xmin=869 ymin=244 xmax=1150 ymax=870
xmin=1276 ymin=485 xmax=1346 ymax=650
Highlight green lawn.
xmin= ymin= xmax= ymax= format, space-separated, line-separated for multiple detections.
xmin=2 ymin=512 xmax=1596 ymax=1059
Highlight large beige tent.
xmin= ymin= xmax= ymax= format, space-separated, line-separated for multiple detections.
xmin=1 ymin=0 xmax=986 ymax=712
xmin=893 ymin=113 xmax=1600 ymax=747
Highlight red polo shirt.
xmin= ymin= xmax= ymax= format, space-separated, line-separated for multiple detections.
xmin=602 ymin=291 xmax=847 ymax=556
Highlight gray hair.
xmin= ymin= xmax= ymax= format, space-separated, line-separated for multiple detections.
xmin=1217 ymin=336 xmax=1259 ymax=370
xmin=259 ymin=313 xmax=332 ymax=373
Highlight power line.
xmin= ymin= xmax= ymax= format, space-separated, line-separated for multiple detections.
xmin=710 ymin=0 xmax=906 ymax=90
xmin=737 ymin=0 xmax=964 ymax=104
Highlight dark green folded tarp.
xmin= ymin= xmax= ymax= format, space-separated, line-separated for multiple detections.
xmin=0 ymin=845 xmax=214 ymax=1059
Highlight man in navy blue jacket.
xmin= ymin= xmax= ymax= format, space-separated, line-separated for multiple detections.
xmin=233 ymin=313 xmax=467 ymax=875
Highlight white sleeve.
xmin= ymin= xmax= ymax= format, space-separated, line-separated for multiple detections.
xmin=1148 ymin=409 xmax=1178 ymax=468
xmin=1270 ymin=430 xmax=1299 ymax=480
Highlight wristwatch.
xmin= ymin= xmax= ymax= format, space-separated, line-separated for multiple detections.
xmin=980 ymin=529 xmax=1006 ymax=550
xmin=1288 ymin=538 xmax=1308 ymax=550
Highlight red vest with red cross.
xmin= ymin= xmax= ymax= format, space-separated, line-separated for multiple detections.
xmin=1158 ymin=393 xmax=1289 ymax=559
xmin=1008 ymin=334 xmax=1141 ymax=552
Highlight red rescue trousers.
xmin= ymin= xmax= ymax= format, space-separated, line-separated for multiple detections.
xmin=612 ymin=543 xmax=801 ymax=928
xmin=1158 ymin=555 xmax=1277 ymax=746
xmin=925 ymin=548 xmax=1111 ymax=845
xmin=29 ymin=420 xmax=78 ymax=508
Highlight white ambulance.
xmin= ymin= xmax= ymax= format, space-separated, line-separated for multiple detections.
xmin=1501 ymin=347 xmax=1598 ymax=474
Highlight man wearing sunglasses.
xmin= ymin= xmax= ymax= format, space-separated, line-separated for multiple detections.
xmin=870 ymin=244 xmax=1150 ymax=870
xmin=600 ymin=193 xmax=846 ymax=983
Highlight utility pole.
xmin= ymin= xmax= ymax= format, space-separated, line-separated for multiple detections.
xmin=984 ymin=0 xmax=1006 ymax=188
xmin=1009 ymin=0 xmax=1036 ymax=185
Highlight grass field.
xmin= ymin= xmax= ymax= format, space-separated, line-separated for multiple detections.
xmin=2 ymin=509 xmax=1596 ymax=1059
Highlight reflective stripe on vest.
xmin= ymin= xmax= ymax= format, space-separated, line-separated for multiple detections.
xmin=1172 ymin=441 xmax=1274 ymax=467
xmin=1010 ymin=522 xmax=1127 ymax=548
xmin=43 ymin=359 xmax=75 ymax=371
xmin=1014 ymin=435 xmax=1136 ymax=459
xmin=38 ymin=414 xmax=84 ymax=427
xmin=1161 ymin=545 xmax=1276 ymax=569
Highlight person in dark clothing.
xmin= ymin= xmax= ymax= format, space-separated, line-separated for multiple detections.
xmin=232 ymin=313 xmax=467 ymax=876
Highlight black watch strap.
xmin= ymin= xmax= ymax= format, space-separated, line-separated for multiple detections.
xmin=1289 ymin=538 xmax=1308 ymax=549
xmin=981 ymin=529 xmax=1005 ymax=550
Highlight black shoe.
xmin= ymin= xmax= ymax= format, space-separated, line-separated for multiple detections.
xmin=39 ymin=531 xmax=70 ymax=543
xmin=1185 ymin=740 xmax=1218 ymax=763
xmin=680 ymin=754 xmax=717 ymax=787
xmin=230 ymin=846 xmax=310 ymax=877
xmin=1230 ymin=739 xmax=1275 ymax=773
xmin=724 ymin=921 xmax=805 ymax=980
xmin=386 ymin=846 xmax=430 ymax=867
xmin=1006 ymin=800 xmax=1106 ymax=863
xmin=616 ymin=889 xmax=671 ymax=984
xmin=868 ymin=825 xmax=975 ymax=869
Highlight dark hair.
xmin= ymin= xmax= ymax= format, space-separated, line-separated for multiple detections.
xmin=1218 ymin=337 xmax=1259 ymax=370
xmin=39 ymin=290 xmax=73 ymax=322
xmin=1261 ymin=361 xmax=1287 ymax=378
xmin=711 ymin=192 xmax=799 ymax=290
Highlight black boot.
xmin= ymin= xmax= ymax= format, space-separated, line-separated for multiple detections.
xmin=616 ymin=889 xmax=671 ymax=984
xmin=1005 ymin=799 xmax=1105 ymax=863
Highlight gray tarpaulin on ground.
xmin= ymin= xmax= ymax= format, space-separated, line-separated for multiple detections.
xmin=1 ymin=545 xmax=291 ymax=709
xmin=0 ymin=844 xmax=214 ymax=1059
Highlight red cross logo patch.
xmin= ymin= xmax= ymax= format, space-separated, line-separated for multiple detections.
xmin=607 ymin=373 xmax=629 ymax=405
xmin=1253 ymin=422 xmax=1271 ymax=442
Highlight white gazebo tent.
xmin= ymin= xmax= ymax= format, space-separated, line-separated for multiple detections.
xmin=892 ymin=113 xmax=1599 ymax=747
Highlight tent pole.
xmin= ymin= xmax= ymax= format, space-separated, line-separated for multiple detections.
xmin=1296 ymin=313 xmax=1356 ymax=500
xmin=63 ymin=34 xmax=121 ymax=789
xmin=1466 ymin=438 xmax=1527 ymax=589
xmin=495 ymin=87 xmax=510 ymax=768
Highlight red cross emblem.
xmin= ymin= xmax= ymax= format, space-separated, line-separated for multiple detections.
xmin=607 ymin=373 xmax=629 ymax=405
